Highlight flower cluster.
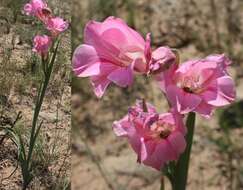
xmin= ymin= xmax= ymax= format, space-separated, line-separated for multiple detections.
xmin=23 ymin=0 xmax=69 ymax=56
xmin=72 ymin=17 xmax=236 ymax=171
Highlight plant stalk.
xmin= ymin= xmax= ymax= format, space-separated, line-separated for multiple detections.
xmin=22 ymin=41 xmax=59 ymax=189
xmin=173 ymin=112 xmax=196 ymax=190
xmin=160 ymin=176 xmax=165 ymax=190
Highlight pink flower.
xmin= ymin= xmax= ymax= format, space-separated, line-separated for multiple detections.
xmin=72 ymin=17 xmax=176 ymax=98
xmin=113 ymin=100 xmax=186 ymax=170
xmin=23 ymin=0 xmax=48 ymax=17
xmin=72 ymin=17 xmax=151 ymax=97
xmin=157 ymin=54 xmax=236 ymax=118
xmin=32 ymin=35 xmax=52 ymax=56
xmin=46 ymin=17 xmax=69 ymax=36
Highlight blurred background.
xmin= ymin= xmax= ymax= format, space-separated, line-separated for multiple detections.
xmin=71 ymin=0 xmax=243 ymax=190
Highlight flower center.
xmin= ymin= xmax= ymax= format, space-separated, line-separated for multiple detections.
xmin=150 ymin=121 xmax=174 ymax=139
xmin=177 ymin=75 xmax=202 ymax=93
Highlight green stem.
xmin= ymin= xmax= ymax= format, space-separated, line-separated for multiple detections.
xmin=22 ymin=62 xmax=51 ymax=190
xmin=160 ymin=176 xmax=165 ymax=190
xmin=26 ymin=40 xmax=59 ymax=168
xmin=26 ymin=66 xmax=51 ymax=165
xmin=22 ymin=41 xmax=59 ymax=189
xmin=173 ymin=112 xmax=196 ymax=190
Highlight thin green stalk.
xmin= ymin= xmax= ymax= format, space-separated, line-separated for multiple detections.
xmin=173 ymin=112 xmax=196 ymax=190
xmin=27 ymin=41 xmax=59 ymax=167
xmin=22 ymin=66 xmax=50 ymax=189
xmin=26 ymin=68 xmax=50 ymax=165
xmin=160 ymin=176 xmax=165 ymax=190
xmin=21 ymin=41 xmax=59 ymax=189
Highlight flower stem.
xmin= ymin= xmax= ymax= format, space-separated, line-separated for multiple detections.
xmin=173 ymin=112 xmax=196 ymax=190
xmin=160 ymin=176 xmax=165 ymax=190
xmin=21 ymin=41 xmax=59 ymax=189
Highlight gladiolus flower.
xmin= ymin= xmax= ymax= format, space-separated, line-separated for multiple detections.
xmin=72 ymin=17 xmax=149 ymax=97
xmin=72 ymin=17 xmax=176 ymax=97
xmin=46 ymin=17 xmax=69 ymax=36
xmin=157 ymin=54 xmax=236 ymax=118
xmin=23 ymin=0 xmax=49 ymax=18
xmin=32 ymin=35 xmax=52 ymax=56
xmin=113 ymin=100 xmax=186 ymax=170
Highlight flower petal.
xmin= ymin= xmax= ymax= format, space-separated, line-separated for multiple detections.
xmin=217 ymin=76 xmax=235 ymax=102
xmin=201 ymin=76 xmax=235 ymax=106
xmin=167 ymin=131 xmax=186 ymax=158
xmin=72 ymin=44 xmax=101 ymax=76
xmin=91 ymin=76 xmax=111 ymax=98
xmin=107 ymin=65 xmax=134 ymax=87
xmin=194 ymin=102 xmax=213 ymax=119
xmin=113 ymin=115 xmax=131 ymax=137
xmin=143 ymin=140 xmax=174 ymax=170
xmin=166 ymin=85 xmax=202 ymax=114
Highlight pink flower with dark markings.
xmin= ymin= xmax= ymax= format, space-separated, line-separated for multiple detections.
xmin=32 ymin=35 xmax=52 ymax=56
xmin=46 ymin=17 xmax=69 ymax=36
xmin=113 ymin=100 xmax=186 ymax=170
xmin=72 ymin=17 xmax=176 ymax=97
xmin=157 ymin=54 xmax=236 ymax=118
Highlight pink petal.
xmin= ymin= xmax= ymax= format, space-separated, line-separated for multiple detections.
xmin=201 ymin=76 xmax=235 ymax=106
xmin=72 ymin=44 xmax=100 ymax=74
xmin=144 ymin=33 xmax=151 ymax=65
xmin=113 ymin=115 xmax=131 ymax=137
xmin=171 ymin=110 xmax=187 ymax=134
xmin=175 ymin=60 xmax=197 ymax=74
xmin=194 ymin=102 xmax=213 ymax=119
xmin=133 ymin=57 xmax=147 ymax=73
xmin=91 ymin=76 xmax=111 ymax=98
xmin=100 ymin=17 xmax=145 ymax=48
xmin=152 ymin=46 xmax=176 ymax=64
xmin=74 ymin=62 xmax=101 ymax=77
xmin=155 ymin=63 xmax=178 ymax=92
xmin=84 ymin=21 xmax=122 ymax=63
xmin=167 ymin=131 xmax=186 ymax=158
xmin=166 ymin=85 xmax=202 ymax=114
xmin=158 ymin=113 xmax=174 ymax=125
xmin=206 ymin=54 xmax=232 ymax=67
xmin=84 ymin=17 xmax=145 ymax=65
xmin=217 ymin=76 xmax=235 ymax=102
xmin=90 ymin=62 xmax=120 ymax=97
xmin=101 ymin=28 xmax=128 ymax=51
xmin=107 ymin=65 xmax=134 ymax=87
xmin=176 ymin=59 xmax=217 ymax=77
xmin=143 ymin=140 xmax=174 ymax=170
xmin=139 ymin=138 xmax=155 ymax=162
